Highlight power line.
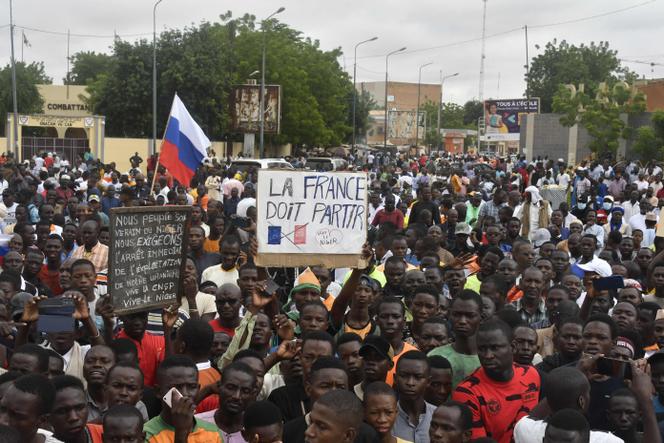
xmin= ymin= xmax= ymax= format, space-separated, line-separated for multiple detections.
xmin=529 ymin=0 xmax=657 ymax=29
xmin=356 ymin=0 xmax=658 ymax=60
xmin=14 ymin=24 xmax=152 ymax=39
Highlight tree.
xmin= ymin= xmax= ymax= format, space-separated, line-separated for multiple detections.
xmin=67 ymin=51 xmax=114 ymax=85
xmin=349 ymin=89 xmax=376 ymax=144
xmin=527 ymin=40 xmax=634 ymax=113
xmin=420 ymin=101 xmax=473 ymax=147
xmin=463 ymin=100 xmax=483 ymax=126
xmin=0 ymin=62 xmax=51 ymax=136
xmin=553 ymin=81 xmax=646 ymax=158
xmin=85 ymin=13 xmax=357 ymax=147
xmin=633 ymin=111 xmax=664 ymax=160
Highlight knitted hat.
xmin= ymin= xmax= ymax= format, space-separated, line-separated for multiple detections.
xmin=291 ymin=267 xmax=321 ymax=294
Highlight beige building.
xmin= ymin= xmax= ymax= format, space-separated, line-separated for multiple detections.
xmin=358 ymin=81 xmax=440 ymax=111
xmin=358 ymin=81 xmax=440 ymax=147
xmin=6 ymin=84 xmax=290 ymax=173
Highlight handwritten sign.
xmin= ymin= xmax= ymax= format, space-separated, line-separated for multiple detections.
xmin=256 ymin=170 xmax=368 ymax=268
xmin=109 ymin=206 xmax=191 ymax=314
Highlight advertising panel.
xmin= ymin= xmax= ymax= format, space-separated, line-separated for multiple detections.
xmin=482 ymin=98 xmax=540 ymax=141
xmin=230 ymin=84 xmax=281 ymax=134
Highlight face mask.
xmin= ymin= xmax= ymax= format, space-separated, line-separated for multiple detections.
xmin=578 ymin=203 xmax=587 ymax=210
xmin=603 ymin=203 xmax=612 ymax=210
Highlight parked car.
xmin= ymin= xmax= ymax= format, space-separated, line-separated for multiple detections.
xmin=304 ymin=157 xmax=348 ymax=172
xmin=230 ymin=158 xmax=294 ymax=172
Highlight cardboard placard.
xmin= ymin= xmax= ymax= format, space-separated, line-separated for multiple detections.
xmin=256 ymin=170 xmax=368 ymax=268
xmin=109 ymin=206 xmax=191 ymax=314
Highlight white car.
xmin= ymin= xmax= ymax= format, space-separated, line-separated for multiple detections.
xmin=304 ymin=157 xmax=348 ymax=172
xmin=230 ymin=158 xmax=294 ymax=172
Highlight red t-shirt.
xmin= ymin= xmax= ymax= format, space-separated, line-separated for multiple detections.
xmin=453 ymin=364 xmax=540 ymax=443
xmin=208 ymin=319 xmax=236 ymax=337
xmin=38 ymin=265 xmax=63 ymax=296
xmin=116 ymin=330 xmax=165 ymax=387
xmin=371 ymin=209 xmax=404 ymax=230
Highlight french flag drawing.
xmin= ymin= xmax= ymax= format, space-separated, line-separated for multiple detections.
xmin=159 ymin=94 xmax=211 ymax=187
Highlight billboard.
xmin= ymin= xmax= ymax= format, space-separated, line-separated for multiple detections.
xmin=387 ymin=110 xmax=425 ymax=145
xmin=230 ymin=85 xmax=281 ymax=134
xmin=482 ymin=98 xmax=539 ymax=142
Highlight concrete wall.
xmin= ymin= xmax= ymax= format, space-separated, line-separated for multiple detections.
xmin=105 ymin=138 xmax=291 ymax=173
xmin=521 ymin=112 xmax=654 ymax=163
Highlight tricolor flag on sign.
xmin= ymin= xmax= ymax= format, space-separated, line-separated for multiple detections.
xmin=159 ymin=94 xmax=211 ymax=186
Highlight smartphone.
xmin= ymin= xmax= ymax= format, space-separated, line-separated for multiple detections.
xmin=262 ymin=279 xmax=280 ymax=297
xmin=37 ymin=298 xmax=75 ymax=333
xmin=596 ymin=357 xmax=632 ymax=379
xmin=593 ymin=276 xmax=625 ymax=291
xmin=162 ymin=387 xmax=182 ymax=408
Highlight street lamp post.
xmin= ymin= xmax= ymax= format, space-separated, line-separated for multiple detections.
xmin=259 ymin=6 xmax=285 ymax=159
xmin=9 ymin=0 xmax=18 ymax=158
xmin=152 ymin=0 xmax=164 ymax=157
xmin=415 ymin=62 xmax=432 ymax=147
xmin=352 ymin=36 xmax=378 ymax=149
xmin=383 ymin=47 xmax=406 ymax=151
xmin=436 ymin=72 xmax=459 ymax=151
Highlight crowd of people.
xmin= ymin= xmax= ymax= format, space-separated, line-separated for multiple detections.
xmin=0 ymin=148 xmax=663 ymax=443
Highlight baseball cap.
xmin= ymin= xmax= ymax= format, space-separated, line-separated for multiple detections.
xmin=455 ymin=222 xmax=472 ymax=236
xmin=359 ymin=335 xmax=393 ymax=361
xmin=576 ymin=258 xmax=612 ymax=278
xmin=532 ymin=228 xmax=551 ymax=248
xmin=88 ymin=194 xmax=100 ymax=203
xmin=10 ymin=292 xmax=34 ymax=321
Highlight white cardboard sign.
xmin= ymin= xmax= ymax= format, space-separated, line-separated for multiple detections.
xmin=256 ymin=170 xmax=368 ymax=266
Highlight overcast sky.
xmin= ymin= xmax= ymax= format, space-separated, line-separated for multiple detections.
xmin=2 ymin=0 xmax=663 ymax=105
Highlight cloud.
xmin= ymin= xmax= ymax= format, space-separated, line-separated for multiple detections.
xmin=0 ymin=0 xmax=661 ymax=105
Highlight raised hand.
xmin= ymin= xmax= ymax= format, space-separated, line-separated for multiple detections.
xmin=276 ymin=339 xmax=302 ymax=361
xmin=65 ymin=292 xmax=90 ymax=320
xmin=162 ymin=303 xmax=181 ymax=330
xmin=21 ymin=295 xmax=47 ymax=323
xmin=273 ymin=314 xmax=295 ymax=341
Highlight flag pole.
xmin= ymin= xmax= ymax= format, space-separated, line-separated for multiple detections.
xmin=150 ymin=109 xmax=172 ymax=195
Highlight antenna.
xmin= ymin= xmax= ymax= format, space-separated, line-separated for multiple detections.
xmin=478 ymin=0 xmax=487 ymax=104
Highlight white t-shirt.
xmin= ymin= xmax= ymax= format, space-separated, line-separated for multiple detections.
xmin=514 ymin=416 xmax=624 ymax=443
xmin=557 ymin=173 xmax=571 ymax=188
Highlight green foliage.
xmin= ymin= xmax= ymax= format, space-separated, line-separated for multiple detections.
xmin=83 ymin=13 xmax=355 ymax=147
xmin=420 ymin=101 xmax=476 ymax=147
xmin=67 ymin=51 xmax=114 ymax=85
xmin=553 ymin=81 xmax=646 ymax=158
xmin=463 ymin=100 xmax=483 ymax=126
xmin=0 ymin=62 xmax=51 ymax=136
xmin=350 ymin=89 xmax=376 ymax=143
xmin=527 ymin=39 xmax=634 ymax=113
xmin=633 ymin=110 xmax=664 ymax=160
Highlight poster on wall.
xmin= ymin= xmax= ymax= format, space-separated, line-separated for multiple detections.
xmin=230 ymin=84 xmax=281 ymax=134
xmin=256 ymin=170 xmax=368 ymax=268
xmin=482 ymin=98 xmax=540 ymax=142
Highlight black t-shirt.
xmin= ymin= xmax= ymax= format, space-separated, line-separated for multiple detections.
xmin=589 ymin=377 xmax=626 ymax=431
xmin=268 ymin=382 xmax=309 ymax=423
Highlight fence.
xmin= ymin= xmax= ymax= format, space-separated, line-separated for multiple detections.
xmin=21 ymin=137 xmax=89 ymax=164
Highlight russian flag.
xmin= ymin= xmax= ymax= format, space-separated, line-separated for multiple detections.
xmin=159 ymin=94 xmax=211 ymax=186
